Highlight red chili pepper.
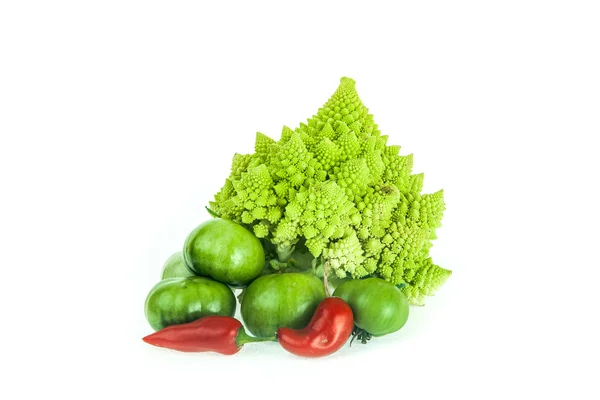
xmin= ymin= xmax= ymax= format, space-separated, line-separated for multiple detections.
xmin=277 ymin=297 xmax=354 ymax=358
xmin=142 ymin=316 xmax=274 ymax=355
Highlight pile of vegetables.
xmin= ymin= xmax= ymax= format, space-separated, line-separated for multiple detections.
xmin=142 ymin=78 xmax=451 ymax=357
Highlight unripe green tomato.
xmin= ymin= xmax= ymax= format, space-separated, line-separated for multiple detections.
xmin=160 ymin=251 xmax=195 ymax=279
xmin=144 ymin=276 xmax=236 ymax=331
xmin=333 ymin=277 xmax=409 ymax=336
xmin=241 ymin=273 xmax=326 ymax=338
xmin=183 ymin=218 xmax=265 ymax=287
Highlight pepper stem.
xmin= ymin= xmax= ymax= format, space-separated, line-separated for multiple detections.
xmin=236 ymin=327 xmax=277 ymax=347
xmin=323 ymin=260 xmax=331 ymax=297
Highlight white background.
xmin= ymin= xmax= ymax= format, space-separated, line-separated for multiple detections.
xmin=1 ymin=1 xmax=599 ymax=399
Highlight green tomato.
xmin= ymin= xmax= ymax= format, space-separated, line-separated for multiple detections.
xmin=160 ymin=251 xmax=195 ymax=280
xmin=144 ymin=276 xmax=236 ymax=331
xmin=183 ymin=218 xmax=265 ymax=287
xmin=333 ymin=277 xmax=409 ymax=337
xmin=241 ymin=273 xmax=326 ymax=338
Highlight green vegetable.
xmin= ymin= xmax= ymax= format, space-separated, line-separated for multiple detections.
xmin=209 ymin=77 xmax=450 ymax=305
xmin=333 ymin=277 xmax=409 ymax=339
xmin=144 ymin=276 xmax=236 ymax=331
xmin=241 ymin=273 xmax=326 ymax=337
xmin=160 ymin=251 xmax=195 ymax=280
xmin=183 ymin=218 xmax=265 ymax=287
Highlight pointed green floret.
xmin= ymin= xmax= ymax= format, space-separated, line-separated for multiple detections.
xmin=209 ymin=77 xmax=450 ymax=305
xmin=401 ymin=258 xmax=452 ymax=306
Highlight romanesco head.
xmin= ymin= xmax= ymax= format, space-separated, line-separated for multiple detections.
xmin=209 ymin=77 xmax=450 ymax=305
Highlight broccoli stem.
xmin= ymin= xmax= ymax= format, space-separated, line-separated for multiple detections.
xmin=276 ymin=243 xmax=296 ymax=263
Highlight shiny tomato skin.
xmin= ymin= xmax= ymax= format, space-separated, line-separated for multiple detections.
xmin=183 ymin=218 xmax=265 ymax=288
xmin=333 ymin=277 xmax=409 ymax=337
xmin=161 ymin=251 xmax=195 ymax=280
xmin=241 ymin=273 xmax=326 ymax=338
xmin=145 ymin=276 xmax=236 ymax=331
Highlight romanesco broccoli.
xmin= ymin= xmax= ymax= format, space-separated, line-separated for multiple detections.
xmin=210 ymin=77 xmax=451 ymax=305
